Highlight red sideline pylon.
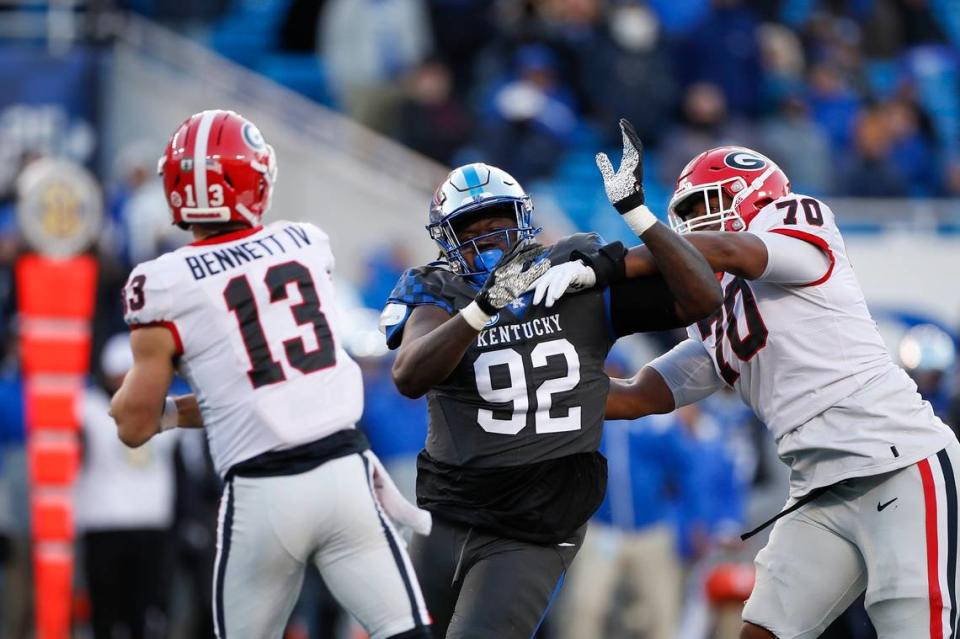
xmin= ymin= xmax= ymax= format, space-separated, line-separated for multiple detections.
xmin=17 ymin=254 xmax=97 ymax=639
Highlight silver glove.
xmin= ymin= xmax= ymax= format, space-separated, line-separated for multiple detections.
xmin=476 ymin=240 xmax=551 ymax=313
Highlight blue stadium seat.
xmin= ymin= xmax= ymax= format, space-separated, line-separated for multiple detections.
xmin=255 ymin=54 xmax=338 ymax=108
xmin=207 ymin=0 xmax=294 ymax=67
xmin=208 ymin=21 xmax=274 ymax=67
xmin=906 ymin=46 xmax=960 ymax=157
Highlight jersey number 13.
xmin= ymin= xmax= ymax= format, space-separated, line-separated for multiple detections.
xmin=224 ymin=261 xmax=336 ymax=388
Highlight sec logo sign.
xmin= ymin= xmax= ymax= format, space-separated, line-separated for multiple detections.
xmin=16 ymin=158 xmax=102 ymax=258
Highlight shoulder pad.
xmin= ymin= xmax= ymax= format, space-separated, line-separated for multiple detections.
xmin=382 ymin=264 xmax=469 ymax=350
xmin=750 ymin=195 xmax=837 ymax=235
xmin=386 ymin=265 xmax=461 ymax=315
xmin=549 ymin=233 xmax=605 ymax=265
xmin=122 ymin=257 xmax=178 ymax=328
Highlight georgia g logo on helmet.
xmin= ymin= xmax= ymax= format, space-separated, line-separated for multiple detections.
xmin=724 ymin=151 xmax=767 ymax=171
xmin=241 ymin=122 xmax=266 ymax=151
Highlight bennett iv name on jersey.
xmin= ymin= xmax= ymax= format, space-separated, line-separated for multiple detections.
xmin=181 ymin=225 xmax=314 ymax=281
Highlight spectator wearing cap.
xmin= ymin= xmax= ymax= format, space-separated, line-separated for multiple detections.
xmin=74 ymin=333 xmax=177 ymax=639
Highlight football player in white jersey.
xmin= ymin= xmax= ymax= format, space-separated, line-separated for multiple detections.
xmin=109 ymin=110 xmax=432 ymax=639
xmin=532 ymin=130 xmax=960 ymax=639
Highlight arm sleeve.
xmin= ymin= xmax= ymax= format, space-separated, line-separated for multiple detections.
xmin=753 ymin=231 xmax=833 ymax=286
xmin=607 ymin=275 xmax=684 ymax=336
xmin=647 ymin=339 xmax=724 ymax=408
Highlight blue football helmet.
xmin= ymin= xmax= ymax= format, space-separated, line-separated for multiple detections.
xmin=427 ymin=163 xmax=540 ymax=277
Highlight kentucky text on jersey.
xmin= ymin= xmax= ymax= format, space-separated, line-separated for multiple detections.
xmin=476 ymin=313 xmax=563 ymax=348
xmin=184 ymin=226 xmax=312 ymax=280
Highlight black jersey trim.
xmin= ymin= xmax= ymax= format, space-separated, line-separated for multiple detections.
xmin=213 ymin=479 xmax=235 ymax=639
xmin=226 ymin=428 xmax=369 ymax=479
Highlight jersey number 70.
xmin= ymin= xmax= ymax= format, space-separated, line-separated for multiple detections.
xmin=696 ymin=277 xmax=768 ymax=385
xmin=224 ymin=261 xmax=336 ymax=388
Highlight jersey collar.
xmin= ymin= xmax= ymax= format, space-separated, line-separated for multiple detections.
xmin=189 ymin=226 xmax=263 ymax=246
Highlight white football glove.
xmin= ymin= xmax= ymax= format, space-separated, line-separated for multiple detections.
xmin=364 ymin=451 xmax=432 ymax=537
xmin=528 ymin=260 xmax=597 ymax=308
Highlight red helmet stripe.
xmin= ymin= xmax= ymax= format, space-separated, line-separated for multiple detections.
xmin=192 ymin=110 xmax=217 ymax=209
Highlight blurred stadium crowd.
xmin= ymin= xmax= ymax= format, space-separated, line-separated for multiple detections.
xmin=187 ymin=0 xmax=960 ymax=208
xmin=0 ymin=0 xmax=958 ymax=638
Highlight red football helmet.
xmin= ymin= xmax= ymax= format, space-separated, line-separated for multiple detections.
xmin=158 ymin=109 xmax=277 ymax=229
xmin=667 ymin=146 xmax=790 ymax=234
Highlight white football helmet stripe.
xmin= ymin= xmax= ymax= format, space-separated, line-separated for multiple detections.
xmin=193 ymin=110 xmax=216 ymax=209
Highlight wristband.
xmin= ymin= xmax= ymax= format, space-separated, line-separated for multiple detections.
xmin=160 ymin=396 xmax=178 ymax=432
xmin=460 ymin=300 xmax=493 ymax=331
xmin=621 ymin=204 xmax=659 ymax=236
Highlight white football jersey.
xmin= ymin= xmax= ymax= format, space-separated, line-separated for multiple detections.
xmin=677 ymin=195 xmax=953 ymax=494
xmin=123 ymin=221 xmax=364 ymax=477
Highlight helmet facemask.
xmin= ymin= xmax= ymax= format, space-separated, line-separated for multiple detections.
xmin=428 ymin=199 xmax=538 ymax=278
xmin=669 ymin=178 xmax=747 ymax=234
xmin=669 ymin=162 xmax=781 ymax=235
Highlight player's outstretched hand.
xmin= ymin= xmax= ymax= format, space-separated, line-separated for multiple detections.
xmin=596 ymin=118 xmax=645 ymax=214
xmin=475 ymin=239 xmax=551 ymax=314
xmin=528 ymin=260 xmax=596 ymax=308
xmin=596 ymin=118 xmax=659 ymax=236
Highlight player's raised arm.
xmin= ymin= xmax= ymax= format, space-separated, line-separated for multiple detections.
xmin=110 ymin=326 xmax=177 ymax=447
xmin=621 ymin=225 xmax=830 ymax=286
xmin=530 ymin=119 xmax=721 ymax=325
xmin=390 ymin=240 xmax=550 ymax=398
xmin=620 ymin=154 xmax=833 ymax=285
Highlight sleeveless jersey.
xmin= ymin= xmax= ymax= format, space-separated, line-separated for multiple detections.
xmin=685 ymin=195 xmax=953 ymax=493
xmin=122 ymin=221 xmax=364 ymax=477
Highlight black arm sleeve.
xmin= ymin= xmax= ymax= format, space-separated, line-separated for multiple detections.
xmin=608 ymin=275 xmax=685 ymax=336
